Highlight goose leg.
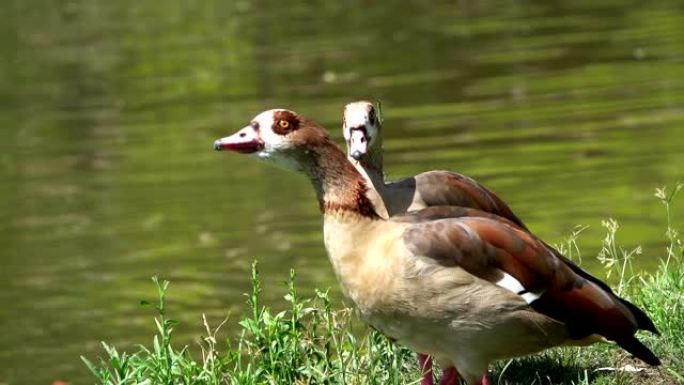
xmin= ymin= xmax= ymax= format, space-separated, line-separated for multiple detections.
xmin=418 ymin=354 xmax=434 ymax=385
xmin=438 ymin=367 xmax=460 ymax=385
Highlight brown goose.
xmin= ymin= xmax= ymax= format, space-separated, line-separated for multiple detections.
xmin=214 ymin=109 xmax=660 ymax=385
xmin=343 ymin=101 xmax=531 ymax=384
xmin=343 ymin=101 xmax=661 ymax=384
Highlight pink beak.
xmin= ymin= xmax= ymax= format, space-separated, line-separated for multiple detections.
xmin=214 ymin=125 xmax=264 ymax=154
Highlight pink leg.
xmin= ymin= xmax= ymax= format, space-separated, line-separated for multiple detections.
xmin=480 ymin=373 xmax=490 ymax=385
xmin=438 ymin=367 xmax=460 ymax=385
xmin=418 ymin=354 xmax=434 ymax=385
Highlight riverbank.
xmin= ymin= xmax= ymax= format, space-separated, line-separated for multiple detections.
xmin=83 ymin=185 xmax=683 ymax=384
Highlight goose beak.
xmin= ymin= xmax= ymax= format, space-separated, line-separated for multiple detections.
xmin=214 ymin=125 xmax=264 ymax=154
xmin=351 ymin=151 xmax=363 ymax=160
xmin=349 ymin=129 xmax=368 ymax=160
xmin=213 ymin=140 xmax=222 ymax=151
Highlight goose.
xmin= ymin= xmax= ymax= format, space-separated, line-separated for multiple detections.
xmin=342 ymin=101 xmax=525 ymax=225
xmin=213 ymin=109 xmax=660 ymax=385
xmin=343 ymin=101 xmax=530 ymax=384
xmin=343 ymin=101 xmax=661 ymax=384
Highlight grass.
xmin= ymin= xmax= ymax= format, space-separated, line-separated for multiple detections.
xmin=82 ymin=267 xmax=419 ymax=385
xmin=82 ymin=184 xmax=684 ymax=384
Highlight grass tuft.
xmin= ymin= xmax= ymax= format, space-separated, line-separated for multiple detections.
xmin=83 ymin=185 xmax=684 ymax=384
xmin=82 ymin=265 xmax=420 ymax=385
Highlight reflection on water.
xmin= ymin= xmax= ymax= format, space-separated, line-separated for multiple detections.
xmin=1 ymin=0 xmax=683 ymax=383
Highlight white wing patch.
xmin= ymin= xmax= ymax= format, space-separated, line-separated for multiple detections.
xmin=521 ymin=291 xmax=543 ymax=303
xmin=496 ymin=272 xmax=525 ymax=293
xmin=495 ymin=271 xmax=544 ymax=304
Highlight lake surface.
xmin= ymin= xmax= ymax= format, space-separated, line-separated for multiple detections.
xmin=1 ymin=0 xmax=683 ymax=383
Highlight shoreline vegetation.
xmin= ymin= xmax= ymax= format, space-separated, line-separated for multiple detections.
xmin=82 ymin=184 xmax=683 ymax=384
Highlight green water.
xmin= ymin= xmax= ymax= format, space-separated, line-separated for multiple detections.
xmin=1 ymin=0 xmax=683 ymax=383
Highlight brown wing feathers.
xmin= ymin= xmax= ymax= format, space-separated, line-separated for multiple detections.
xmin=402 ymin=215 xmax=660 ymax=365
xmin=531 ymin=280 xmax=661 ymax=365
xmin=553 ymin=251 xmax=660 ymax=336
xmin=415 ymin=171 xmax=528 ymax=230
xmin=397 ymin=206 xmax=659 ymax=336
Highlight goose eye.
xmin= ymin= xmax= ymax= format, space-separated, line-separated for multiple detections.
xmin=368 ymin=110 xmax=376 ymax=125
xmin=279 ymin=120 xmax=290 ymax=129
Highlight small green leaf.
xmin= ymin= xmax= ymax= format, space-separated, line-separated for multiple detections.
xmin=165 ymin=319 xmax=179 ymax=327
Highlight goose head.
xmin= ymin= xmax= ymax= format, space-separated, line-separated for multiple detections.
xmin=214 ymin=109 xmax=330 ymax=172
xmin=214 ymin=108 xmax=381 ymax=218
xmin=342 ymin=101 xmax=382 ymax=161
